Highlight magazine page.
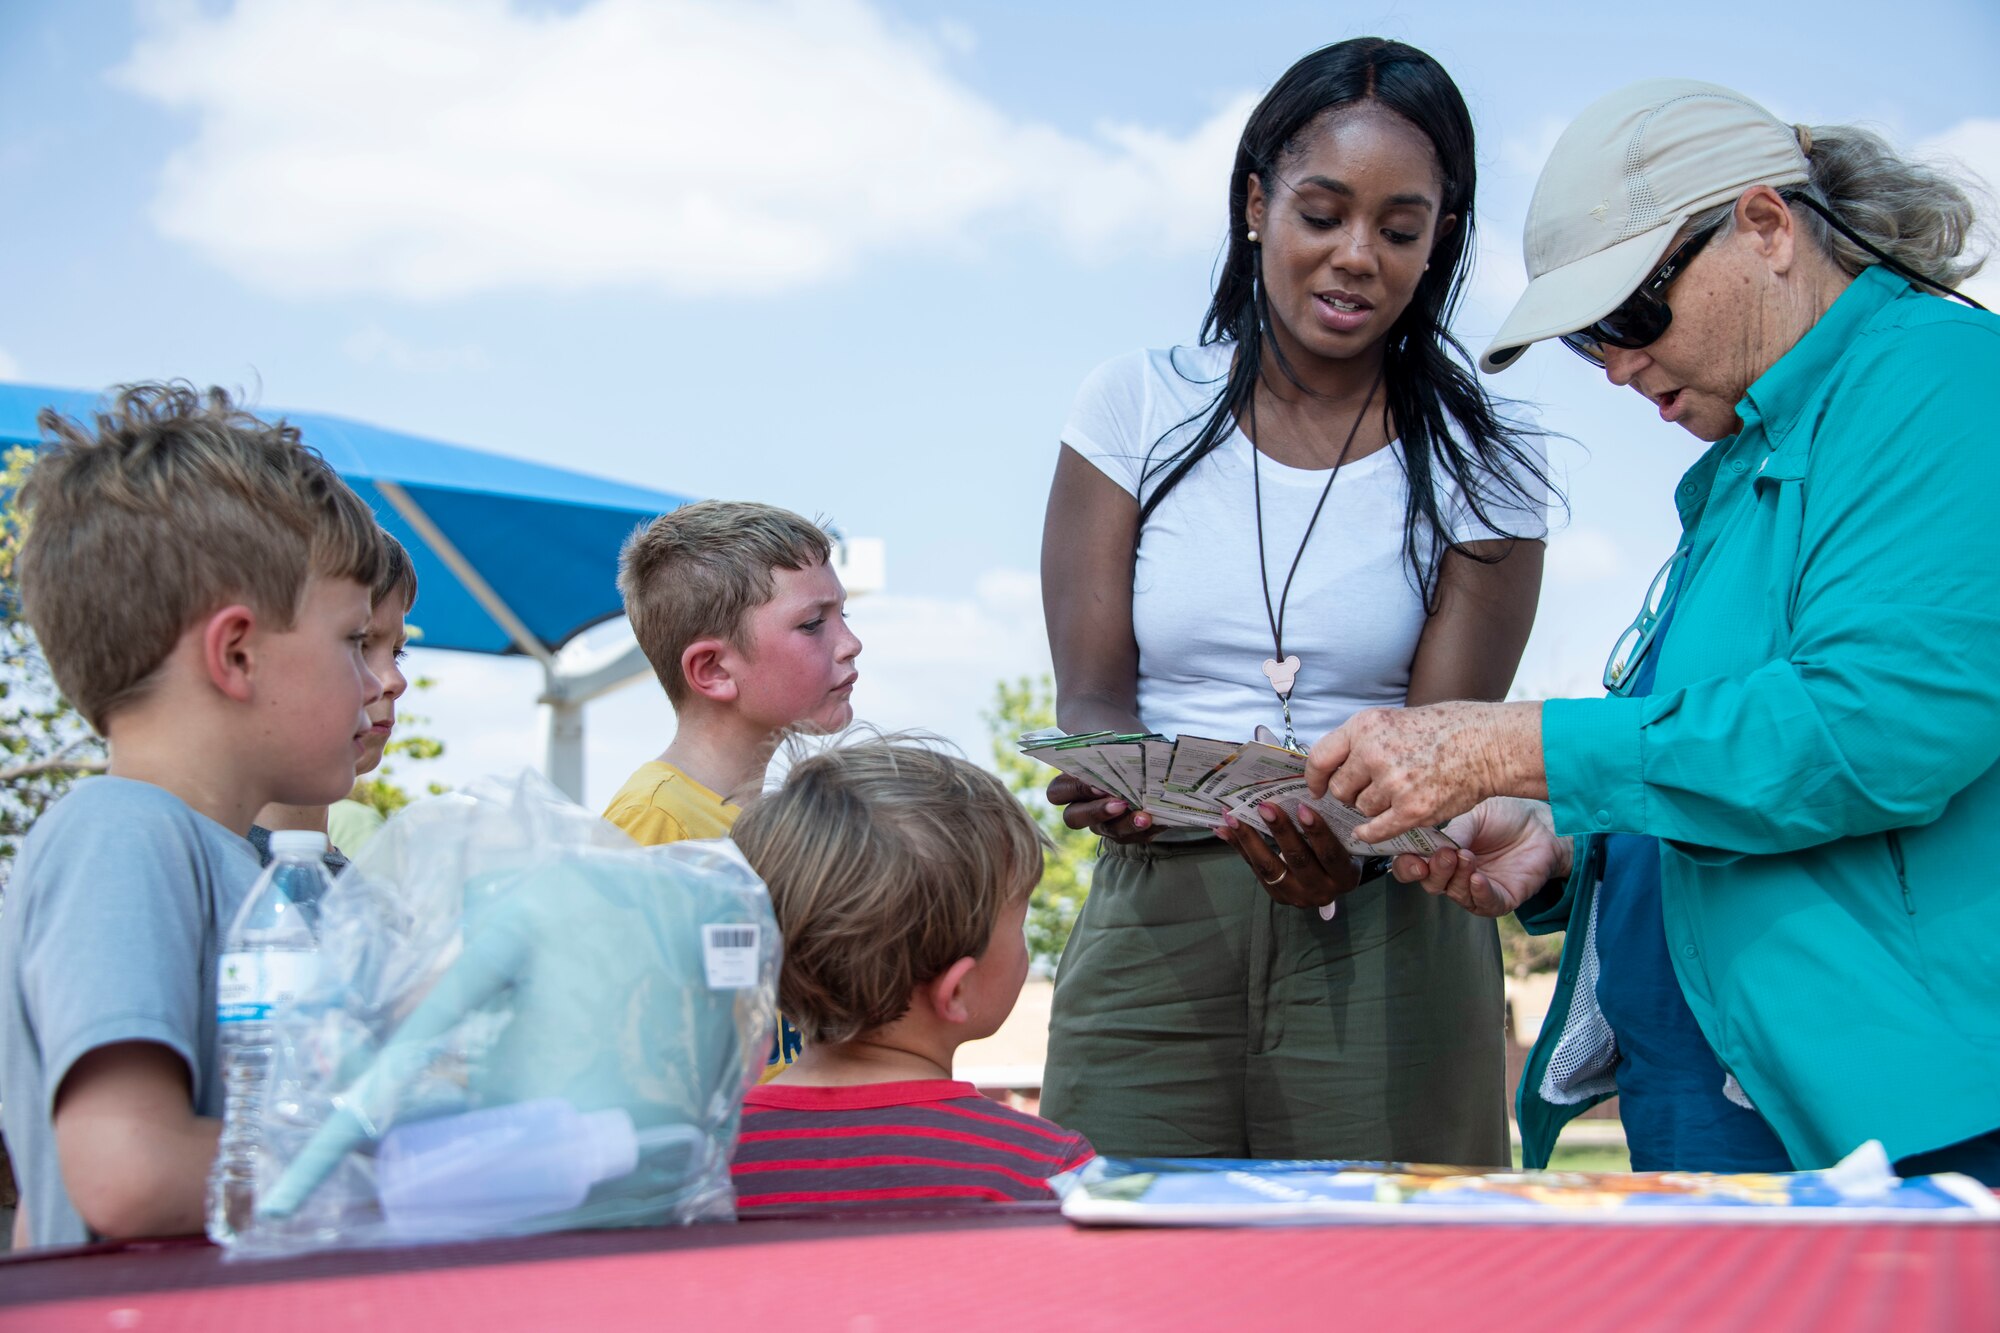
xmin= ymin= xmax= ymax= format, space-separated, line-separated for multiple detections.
xmin=1051 ymin=1143 xmax=2000 ymax=1227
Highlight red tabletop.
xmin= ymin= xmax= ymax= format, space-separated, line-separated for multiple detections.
xmin=2 ymin=1210 xmax=1996 ymax=1332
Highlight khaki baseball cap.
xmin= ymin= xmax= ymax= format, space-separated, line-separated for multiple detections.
xmin=1481 ymin=79 xmax=1810 ymax=372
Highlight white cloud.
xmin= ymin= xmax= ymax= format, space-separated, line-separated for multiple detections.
xmin=1543 ymin=525 xmax=1626 ymax=586
xmin=341 ymin=325 xmax=488 ymax=374
xmin=1919 ymin=117 xmax=2000 ymax=307
xmin=1457 ymin=231 xmax=1527 ymax=343
xmin=113 ymin=0 xmax=1246 ymax=300
xmin=841 ymin=567 xmax=1051 ymax=759
xmin=1455 ymin=118 xmax=1568 ymax=337
xmin=0 ymin=347 xmax=20 ymax=380
xmin=933 ymin=18 xmax=977 ymax=57
xmin=1921 ymin=117 xmax=2000 ymax=195
xmin=1494 ymin=115 xmax=1570 ymax=185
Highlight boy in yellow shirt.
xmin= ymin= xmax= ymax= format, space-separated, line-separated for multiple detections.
xmin=602 ymin=499 xmax=861 ymax=1076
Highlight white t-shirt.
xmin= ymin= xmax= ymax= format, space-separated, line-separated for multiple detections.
xmin=1060 ymin=343 xmax=1547 ymax=744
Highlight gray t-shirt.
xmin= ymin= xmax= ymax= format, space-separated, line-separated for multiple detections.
xmin=0 ymin=777 xmax=262 ymax=1248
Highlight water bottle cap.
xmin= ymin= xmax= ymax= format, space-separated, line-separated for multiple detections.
xmin=269 ymin=829 xmax=330 ymax=858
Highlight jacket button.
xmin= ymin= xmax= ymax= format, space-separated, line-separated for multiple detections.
xmin=1594 ymin=810 xmax=1612 ymax=826
xmin=1681 ymin=944 xmax=1697 ymax=958
xmin=1730 ymin=459 xmax=1748 ymax=474
xmin=1679 ymin=482 xmax=1695 ymax=497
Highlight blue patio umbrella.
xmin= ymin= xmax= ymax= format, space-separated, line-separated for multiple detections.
xmin=0 ymin=381 xmax=697 ymax=797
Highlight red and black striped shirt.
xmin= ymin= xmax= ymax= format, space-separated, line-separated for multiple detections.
xmin=731 ymin=1080 xmax=1095 ymax=1213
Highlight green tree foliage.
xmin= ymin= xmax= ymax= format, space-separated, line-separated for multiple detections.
xmin=983 ymin=674 xmax=1095 ymax=970
xmin=0 ymin=447 xmax=104 ymax=883
xmin=1499 ymin=914 xmax=1563 ymax=979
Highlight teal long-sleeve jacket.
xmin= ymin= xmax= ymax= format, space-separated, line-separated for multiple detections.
xmin=1524 ymin=266 xmax=2000 ymax=1170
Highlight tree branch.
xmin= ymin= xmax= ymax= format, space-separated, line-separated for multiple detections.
xmin=0 ymin=740 xmax=106 ymax=784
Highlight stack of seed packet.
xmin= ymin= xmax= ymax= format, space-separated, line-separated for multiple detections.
xmin=1018 ymin=729 xmax=1456 ymax=858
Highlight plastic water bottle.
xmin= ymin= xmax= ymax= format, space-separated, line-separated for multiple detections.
xmin=375 ymin=1099 xmax=706 ymax=1239
xmin=207 ymin=829 xmax=333 ymax=1244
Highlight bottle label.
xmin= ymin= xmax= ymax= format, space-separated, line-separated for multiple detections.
xmin=701 ymin=924 xmax=762 ymax=990
xmin=217 ymin=950 xmax=316 ymax=1024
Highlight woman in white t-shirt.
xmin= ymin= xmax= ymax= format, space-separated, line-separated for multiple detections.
xmin=1039 ymin=38 xmax=1549 ymax=1163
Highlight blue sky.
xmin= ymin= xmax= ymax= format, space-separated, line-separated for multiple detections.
xmin=3 ymin=0 xmax=1996 ymax=802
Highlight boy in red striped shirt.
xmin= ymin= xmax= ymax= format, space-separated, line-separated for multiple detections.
xmin=729 ymin=739 xmax=1094 ymax=1212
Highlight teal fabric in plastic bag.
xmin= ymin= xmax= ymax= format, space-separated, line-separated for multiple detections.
xmin=224 ymin=770 xmax=778 ymax=1258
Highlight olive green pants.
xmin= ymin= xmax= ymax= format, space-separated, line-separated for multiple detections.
xmin=1042 ymin=838 xmax=1509 ymax=1165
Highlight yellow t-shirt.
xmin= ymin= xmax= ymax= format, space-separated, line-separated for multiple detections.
xmin=601 ymin=760 xmax=803 ymax=1082
xmin=602 ymin=760 xmax=740 ymax=845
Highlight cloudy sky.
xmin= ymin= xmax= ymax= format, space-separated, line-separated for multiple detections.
xmin=3 ymin=0 xmax=1995 ymax=803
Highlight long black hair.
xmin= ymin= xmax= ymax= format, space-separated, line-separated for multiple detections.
xmin=1137 ymin=38 xmax=1555 ymax=606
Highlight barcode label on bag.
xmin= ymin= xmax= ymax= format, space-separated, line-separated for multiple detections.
xmin=702 ymin=924 xmax=762 ymax=990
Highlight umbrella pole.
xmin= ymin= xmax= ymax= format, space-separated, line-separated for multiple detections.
xmin=545 ymin=686 xmax=587 ymax=804
xmin=538 ymin=639 xmax=653 ymax=806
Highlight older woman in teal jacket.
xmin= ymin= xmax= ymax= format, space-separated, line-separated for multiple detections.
xmin=1247 ymin=80 xmax=2000 ymax=1181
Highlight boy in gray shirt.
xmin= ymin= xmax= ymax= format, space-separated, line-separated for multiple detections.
xmin=0 ymin=384 xmax=388 ymax=1248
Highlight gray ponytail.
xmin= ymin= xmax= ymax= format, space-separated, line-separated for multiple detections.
xmin=1794 ymin=124 xmax=1986 ymax=288
xmin=1682 ymin=123 xmax=1989 ymax=291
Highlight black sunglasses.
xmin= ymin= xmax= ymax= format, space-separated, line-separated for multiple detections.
xmin=1561 ymin=225 xmax=1718 ymax=366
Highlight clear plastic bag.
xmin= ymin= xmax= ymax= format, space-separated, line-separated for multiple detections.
xmin=222 ymin=770 xmax=778 ymax=1258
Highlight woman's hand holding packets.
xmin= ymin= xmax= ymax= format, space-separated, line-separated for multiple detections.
xmin=1390 ymin=797 xmax=1571 ymax=918
xmin=1218 ymin=803 xmax=1360 ymax=911
xmin=1046 ymin=772 xmax=1156 ymax=843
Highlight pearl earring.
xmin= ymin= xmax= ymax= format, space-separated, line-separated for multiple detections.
xmin=1246 ymin=229 xmax=1260 ymax=244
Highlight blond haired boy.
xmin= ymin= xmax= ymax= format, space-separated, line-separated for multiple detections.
xmin=729 ymin=740 xmax=1094 ymax=1212
xmin=603 ymin=499 xmax=861 ymax=1078
xmin=0 ymin=384 xmax=386 ymax=1248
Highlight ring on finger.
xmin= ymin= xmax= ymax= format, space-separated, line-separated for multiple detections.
xmin=1260 ymin=867 xmax=1290 ymax=887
